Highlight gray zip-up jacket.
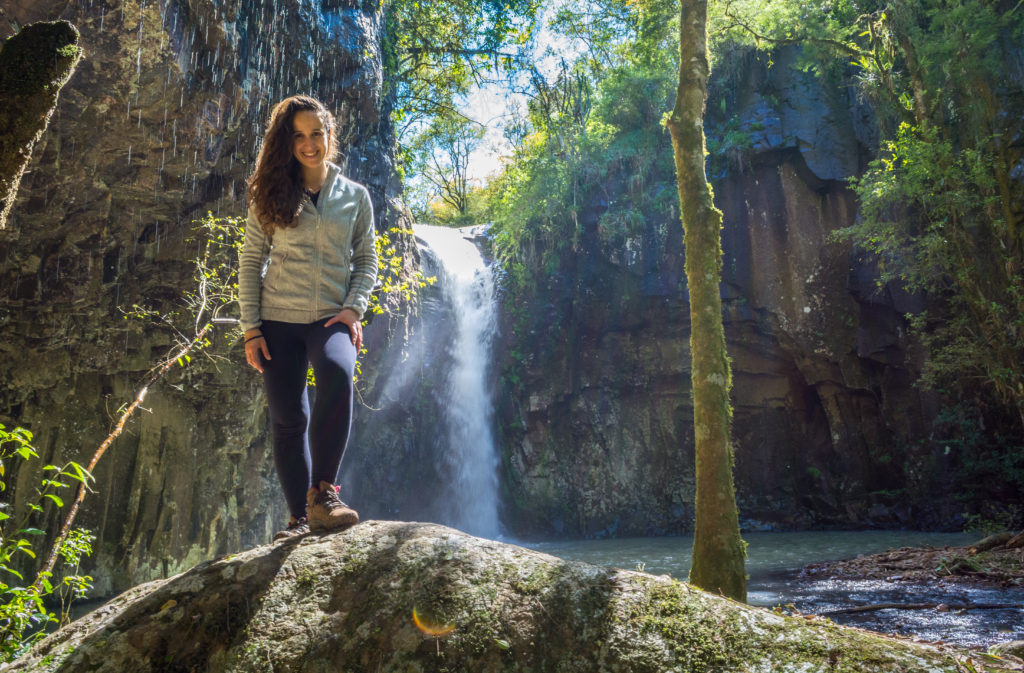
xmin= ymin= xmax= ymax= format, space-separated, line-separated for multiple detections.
xmin=238 ymin=163 xmax=378 ymax=332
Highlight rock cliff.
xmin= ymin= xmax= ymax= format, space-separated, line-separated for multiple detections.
xmin=494 ymin=46 xmax=1000 ymax=538
xmin=2 ymin=522 xmax=1006 ymax=673
xmin=0 ymin=0 xmax=397 ymax=595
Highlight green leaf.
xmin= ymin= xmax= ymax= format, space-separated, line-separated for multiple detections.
xmin=65 ymin=462 xmax=94 ymax=485
xmin=20 ymin=528 xmax=45 ymax=536
xmin=44 ymin=494 xmax=64 ymax=508
xmin=0 ymin=566 xmax=23 ymax=580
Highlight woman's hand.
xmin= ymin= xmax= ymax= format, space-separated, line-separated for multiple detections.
xmin=244 ymin=329 xmax=271 ymax=373
xmin=325 ymin=308 xmax=363 ymax=351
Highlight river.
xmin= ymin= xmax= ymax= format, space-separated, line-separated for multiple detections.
xmin=522 ymin=531 xmax=1024 ymax=649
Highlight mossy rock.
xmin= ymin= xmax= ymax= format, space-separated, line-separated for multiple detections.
xmin=0 ymin=20 xmax=82 ymax=227
xmin=6 ymin=521 xmax=1011 ymax=672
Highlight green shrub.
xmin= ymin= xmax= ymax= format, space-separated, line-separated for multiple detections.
xmin=0 ymin=424 xmax=93 ymax=661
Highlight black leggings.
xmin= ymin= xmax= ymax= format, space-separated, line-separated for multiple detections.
xmin=260 ymin=318 xmax=356 ymax=519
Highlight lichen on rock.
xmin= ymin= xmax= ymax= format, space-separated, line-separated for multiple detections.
xmin=3 ymin=522 xmax=1007 ymax=672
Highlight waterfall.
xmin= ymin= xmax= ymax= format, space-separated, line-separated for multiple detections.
xmin=414 ymin=224 xmax=501 ymax=539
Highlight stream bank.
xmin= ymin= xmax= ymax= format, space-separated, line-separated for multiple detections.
xmin=526 ymin=530 xmax=1024 ymax=650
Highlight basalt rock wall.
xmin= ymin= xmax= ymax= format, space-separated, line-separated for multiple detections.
xmin=0 ymin=0 xmax=397 ymax=595
xmin=496 ymin=47 xmax=994 ymax=538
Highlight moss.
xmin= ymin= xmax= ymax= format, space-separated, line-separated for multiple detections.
xmin=0 ymin=20 xmax=82 ymax=228
xmin=626 ymin=579 xmax=753 ymax=671
xmin=0 ymin=21 xmax=80 ymax=94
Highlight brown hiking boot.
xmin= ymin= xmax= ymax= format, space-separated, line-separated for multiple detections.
xmin=273 ymin=516 xmax=309 ymax=541
xmin=306 ymin=481 xmax=359 ymax=531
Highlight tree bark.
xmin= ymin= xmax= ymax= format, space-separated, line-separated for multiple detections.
xmin=0 ymin=21 xmax=81 ymax=229
xmin=665 ymin=0 xmax=746 ymax=602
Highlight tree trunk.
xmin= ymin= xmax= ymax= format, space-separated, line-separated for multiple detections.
xmin=665 ymin=0 xmax=746 ymax=602
xmin=0 ymin=21 xmax=81 ymax=229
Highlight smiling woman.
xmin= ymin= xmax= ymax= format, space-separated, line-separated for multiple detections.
xmin=238 ymin=95 xmax=379 ymax=542
xmin=291 ymin=110 xmax=329 ymax=171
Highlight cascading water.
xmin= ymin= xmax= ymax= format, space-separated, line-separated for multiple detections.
xmin=414 ymin=224 xmax=501 ymax=539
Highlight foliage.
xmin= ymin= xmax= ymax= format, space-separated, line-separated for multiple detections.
xmin=385 ymin=0 xmax=540 ymax=137
xmin=844 ymin=122 xmax=1024 ymax=422
xmin=408 ymin=112 xmax=487 ymax=219
xmin=484 ymin=1 xmax=680 ymax=292
xmin=716 ymin=0 xmax=1024 ymax=428
xmin=0 ymin=425 xmax=94 ymax=662
xmin=368 ymin=226 xmax=437 ymax=318
xmin=932 ymin=403 xmax=1024 ymax=531
xmin=385 ymin=0 xmax=540 ymax=223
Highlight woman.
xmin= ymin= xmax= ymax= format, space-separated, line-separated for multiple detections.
xmin=238 ymin=95 xmax=378 ymax=540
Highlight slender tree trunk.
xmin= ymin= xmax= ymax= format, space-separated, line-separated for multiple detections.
xmin=0 ymin=21 xmax=81 ymax=229
xmin=665 ymin=0 xmax=746 ymax=601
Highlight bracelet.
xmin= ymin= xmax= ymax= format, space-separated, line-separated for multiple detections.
xmin=244 ymin=335 xmax=264 ymax=344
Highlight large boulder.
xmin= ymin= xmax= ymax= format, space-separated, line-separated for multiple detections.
xmin=3 ymin=522 xmax=1007 ymax=672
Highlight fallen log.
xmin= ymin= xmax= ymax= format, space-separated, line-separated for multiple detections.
xmin=970 ymin=532 xmax=1014 ymax=554
xmin=823 ymin=602 xmax=1023 ymax=615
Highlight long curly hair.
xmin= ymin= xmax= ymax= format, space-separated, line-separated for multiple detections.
xmin=246 ymin=95 xmax=340 ymax=238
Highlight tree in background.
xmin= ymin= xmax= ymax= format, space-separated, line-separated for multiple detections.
xmin=385 ymin=0 xmax=539 ymax=138
xmin=409 ymin=112 xmax=486 ymax=223
xmin=718 ymin=0 xmax=1024 ymax=430
xmin=385 ymin=0 xmax=539 ymax=224
xmin=666 ymin=0 xmax=746 ymax=601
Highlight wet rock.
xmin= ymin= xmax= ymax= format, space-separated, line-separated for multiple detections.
xmin=989 ymin=640 xmax=1024 ymax=659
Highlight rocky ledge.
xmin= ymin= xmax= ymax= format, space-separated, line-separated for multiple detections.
xmin=803 ymin=531 xmax=1024 ymax=587
xmin=4 ymin=522 xmax=1016 ymax=672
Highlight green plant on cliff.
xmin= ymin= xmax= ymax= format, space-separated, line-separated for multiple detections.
xmin=485 ymin=0 xmax=679 ymax=286
xmin=0 ymin=424 xmax=93 ymax=661
xmin=718 ymin=0 xmax=1024 ymax=431
xmin=847 ymin=121 xmax=1024 ymax=427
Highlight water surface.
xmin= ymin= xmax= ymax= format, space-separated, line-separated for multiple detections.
xmin=523 ymin=531 xmax=1023 ymax=649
